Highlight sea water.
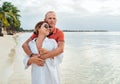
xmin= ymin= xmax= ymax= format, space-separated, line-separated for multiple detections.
xmin=18 ymin=32 xmax=120 ymax=84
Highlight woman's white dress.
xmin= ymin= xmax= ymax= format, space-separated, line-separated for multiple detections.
xmin=23 ymin=37 xmax=63 ymax=84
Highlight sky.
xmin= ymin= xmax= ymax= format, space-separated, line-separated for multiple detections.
xmin=1 ymin=0 xmax=120 ymax=31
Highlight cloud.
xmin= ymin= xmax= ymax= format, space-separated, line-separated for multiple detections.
xmin=2 ymin=0 xmax=120 ymax=16
xmin=1 ymin=0 xmax=120 ymax=30
xmin=80 ymin=0 xmax=120 ymax=16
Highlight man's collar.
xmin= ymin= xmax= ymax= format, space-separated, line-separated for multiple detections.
xmin=52 ymin=27 xmax=57 ymax=34
xmin=47 ymin=27 xmax=57 ymax=37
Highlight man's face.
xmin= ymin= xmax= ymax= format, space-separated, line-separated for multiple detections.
xmin=45 ymin=12 xmax=57 ymax=29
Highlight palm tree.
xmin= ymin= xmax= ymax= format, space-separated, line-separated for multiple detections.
xmin=0 ymin=2 xmax=21 ymax=35
xmin=0 ymin=7 xmax=10 ymax=36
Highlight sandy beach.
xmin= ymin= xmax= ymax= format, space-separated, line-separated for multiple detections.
xmin=0 ymin=34 xmax=31 ymax=84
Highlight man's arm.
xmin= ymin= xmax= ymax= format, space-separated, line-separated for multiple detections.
xmin=22 ymin=37 xmax=40 ymax=57
xmin=40 ymin=41 xmax=64 ymax=60
xmin=22 ymin=37 xmax=33 ymax=56
xmin=22 ymin=37 xmax=44 ymax=66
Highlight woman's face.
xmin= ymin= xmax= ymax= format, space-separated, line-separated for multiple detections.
xmin=38 ymin=23 xmax=50 ymax=36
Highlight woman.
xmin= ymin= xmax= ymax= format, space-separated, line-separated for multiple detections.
xmin=23 ymin=21 xmax=63 ymax=84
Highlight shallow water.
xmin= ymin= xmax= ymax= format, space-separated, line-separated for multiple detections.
xmin=61 ymin=32 xmax=120 ymax=84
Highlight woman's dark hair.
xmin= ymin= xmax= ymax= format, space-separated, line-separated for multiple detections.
xmin=34 ymin=21 xmax=48 ymax=35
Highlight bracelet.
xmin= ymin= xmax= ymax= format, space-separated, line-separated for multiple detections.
xmin=29 ymin=53 xmax=34 ymax=57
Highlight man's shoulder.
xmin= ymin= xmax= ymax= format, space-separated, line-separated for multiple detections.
xmin=56 ymin=28 xmax=64 ymax=33
xmin=56 ymin=27 xmax=62 ymax=31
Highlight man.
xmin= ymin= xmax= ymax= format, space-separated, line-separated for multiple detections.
xmin=22 ymin=11 xmax=64 ymax=66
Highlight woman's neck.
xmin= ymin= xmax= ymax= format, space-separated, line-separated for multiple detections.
xmin=38 ymin=34 xmax=46 ymax=41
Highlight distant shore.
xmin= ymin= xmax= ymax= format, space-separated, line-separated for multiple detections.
xmin=21 ymin=29 xmax=108 ymax=32
xmin=63 ymin=30 xmax=108 ymax=32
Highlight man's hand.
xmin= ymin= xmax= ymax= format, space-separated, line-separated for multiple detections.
xmin=39 ymin=54 xmax=47 ymax=60
xmin=39 ymin=41 xmax=64 ymax=60
xmin=28 ymin=55 xmax=45 ymax=66
xmin=37 ymin=48 xmax=50 ymax=60
xmin=39 ymin=48 xmax=50 ymax=55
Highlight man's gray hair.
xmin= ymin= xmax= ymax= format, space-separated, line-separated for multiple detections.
xmin=45 ymin=11 xmax=56 ymax=18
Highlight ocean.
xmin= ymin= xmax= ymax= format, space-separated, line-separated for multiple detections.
xmin=18 ymin=32 xmax=120 ymax=84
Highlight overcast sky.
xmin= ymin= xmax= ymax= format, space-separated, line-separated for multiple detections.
xmin=1 ymin=0 xmax=120 ymax=31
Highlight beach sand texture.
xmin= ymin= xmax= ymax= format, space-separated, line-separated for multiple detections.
xmin=0 ymin=35 xmax=31 ymax=84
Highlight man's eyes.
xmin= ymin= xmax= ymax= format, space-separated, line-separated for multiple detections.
xmin=48 ymin=18 xmax=56 ymax=20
